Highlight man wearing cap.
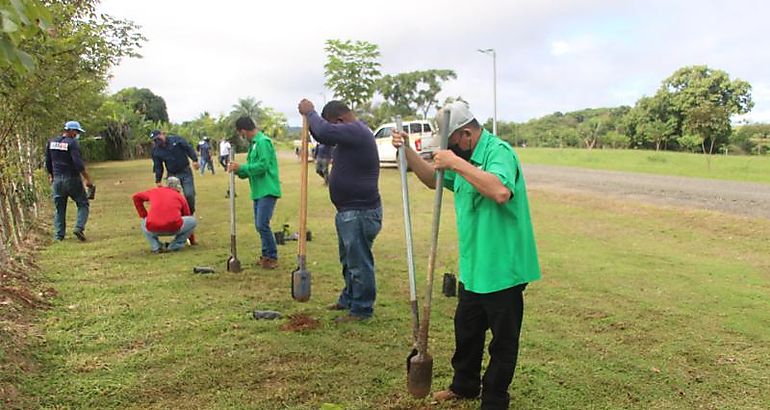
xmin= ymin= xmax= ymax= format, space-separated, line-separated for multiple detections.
xmin=228 ymin=117 xmax=282 ymax=269
xmin=197 ymin=137 xmax=215 ymax=175
xmin=297 ymin=99 xmax=382 ymax=323
xmin=131 ymin=177 xmax=197 ymax=253
xmin=149 ymin=130 xmax=200 ymax=214
xmin=45 ymin=121 xmax=94 ymax=241
xmin=392 ymin=102 xmax=541 ymax=409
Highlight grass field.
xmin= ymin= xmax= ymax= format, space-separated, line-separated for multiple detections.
xmin=517 ymin=148 xmax=770 ymax=184
xmin=15 ymin=152 xmax=770 ymax=409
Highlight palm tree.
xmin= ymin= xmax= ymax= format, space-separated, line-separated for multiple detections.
xmin=230 ymin=97 xmax=263 ymax=121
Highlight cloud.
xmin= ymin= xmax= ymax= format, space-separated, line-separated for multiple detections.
xmin=100 ymin=0 xmax=770 ymax=127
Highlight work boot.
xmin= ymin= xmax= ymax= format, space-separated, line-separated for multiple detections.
xmin=260 ymin=257 xmax=278 ymax=269
xmin=433 ymin=389 xmax=463 ymax=403
xmin=73 ymin=230 xmax=86 ymax=242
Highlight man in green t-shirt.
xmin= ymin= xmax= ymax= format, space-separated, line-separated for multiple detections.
xmin=393 ymin=101 xmax=541 ymax=410
xmin=228 ymin=117 xmax=282 ymax=269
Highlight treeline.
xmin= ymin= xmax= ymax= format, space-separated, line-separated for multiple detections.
xmin=80 ymin=92 xmax=289 ymax=162
xmin=0 ymin=1 xmax=143 ymax=268
xmin=486 ymin=66 xmax=769 ymax=155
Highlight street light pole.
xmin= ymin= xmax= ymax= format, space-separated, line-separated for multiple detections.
xmin=478 ymin=48 xmax=497 ymax=136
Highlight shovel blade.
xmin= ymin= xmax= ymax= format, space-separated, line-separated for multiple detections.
xmin=227 ymin=257 xmax=241 ymax=273
xmin=291 ymin=268 xmax=311 ymax=302
xmin=407 ymin=352 xmax=433 ymax=398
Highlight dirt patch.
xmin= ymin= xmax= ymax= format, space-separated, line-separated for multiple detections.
xmin=280 ymin=313 xmax=320 ymax=332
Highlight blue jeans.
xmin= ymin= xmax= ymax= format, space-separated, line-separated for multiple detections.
xmin=168 ymin=167 xmax=196 ymax=214
xmin=253 ymin=196 xmax=278 ymax=259
xmin=199 ymin=157 xmax=215 ymax=175
xmin=52 ymin=176 xmax=89 ymax=239
xmin=335 ymin=207 xmax=382 ymax=318
xmin=141 ymin=216 xmax=197 ymax=252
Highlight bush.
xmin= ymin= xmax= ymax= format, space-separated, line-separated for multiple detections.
xmin=79 ymin=138 xmax=108 ymax=162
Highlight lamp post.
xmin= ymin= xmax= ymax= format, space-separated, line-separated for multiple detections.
xmin=478 ymin=48 xmax=497 ymax=136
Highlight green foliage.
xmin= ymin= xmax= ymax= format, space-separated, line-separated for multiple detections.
xmin=324 ymin=39 xmax=381 ymax=111
xmin=114 ymin=87 xmax=169 ymax=122
xmin=732 ymin=123 xmax=770 ymax=155
xmin=0 ymin=0 xmax=50 ymax=73
xmin=676 ymin=134 xmax=703 ymax=153
xmin=78 ymin=137 xmax=107 ymax=161
xmin=377 ymin=69 xmax=456 ymax=119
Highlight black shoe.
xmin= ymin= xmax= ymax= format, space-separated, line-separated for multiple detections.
xmin=73 ymin=231 xmax=86 ymax=242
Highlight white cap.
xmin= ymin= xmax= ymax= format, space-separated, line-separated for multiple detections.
xmin=437 ymin=101 xmax=475 ymax=136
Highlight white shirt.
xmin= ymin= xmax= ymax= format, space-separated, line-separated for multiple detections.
xmin=219 ymin=140 xmax=231 ymax=156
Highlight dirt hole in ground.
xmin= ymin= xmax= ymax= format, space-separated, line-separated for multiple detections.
xmin=280 ymin=313 xmax=320 ymax=332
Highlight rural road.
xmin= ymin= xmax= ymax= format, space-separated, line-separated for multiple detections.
xmin=523 ymin=164 xmax=770 ymax=219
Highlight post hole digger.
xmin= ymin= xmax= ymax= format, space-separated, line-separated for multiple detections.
xmin=291 ymin=115 xmax=311 ymax=302
xmin=406 ymin=108 xmax=451 ymax=398
xmin=395 ymin=116 xmax=420 ymax=375
xmin=226 ymin=148 xmax=241 ymax=273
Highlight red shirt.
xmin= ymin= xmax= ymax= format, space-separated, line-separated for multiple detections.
xmin=132 ymin=187 xmax=191 ymax=233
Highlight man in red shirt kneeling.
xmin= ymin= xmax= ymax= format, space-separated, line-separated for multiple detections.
xmin=132 ymin=176 xmax=197 ymax=253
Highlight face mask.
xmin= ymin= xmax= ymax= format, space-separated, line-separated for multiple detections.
xmin=449 ymin=133 xmax=472 ymax=161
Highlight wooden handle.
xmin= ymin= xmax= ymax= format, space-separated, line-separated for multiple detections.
xmin=298 ymin=116 xmax=309 ymax=257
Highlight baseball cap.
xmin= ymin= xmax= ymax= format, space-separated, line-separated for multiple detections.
xmin=166 ymin=176 xmax=182 ymax=192
xmin=437 ymin=101 xmax=475 ymax=137
xmin=150 ymin=129 xmax=163 ymax=139
xmin=64 ymin=121 xmax=86 ymax=133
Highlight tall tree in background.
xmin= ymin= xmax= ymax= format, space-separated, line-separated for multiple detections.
xmin=656 ymin=65 xmax=753 ymax=154
xmin=378 ymin=69 xmax=456 ymax=119
xmin=230 ymin=97 xmax=263 ymax=121
xmin=115 ymin=87 xmax=169 ymax=122
xmin=324 ymin=39 xmax=381 ymax=111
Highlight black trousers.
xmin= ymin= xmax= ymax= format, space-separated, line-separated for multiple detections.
xmin=449 ymin=282 xmax=527 ymax=410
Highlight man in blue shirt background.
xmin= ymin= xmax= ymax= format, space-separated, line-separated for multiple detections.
xmin=150 ymin=129 xmax=200 ymax=214
xmin=197 ymin=136 xmax=215 ymax=175
xmin=45 ymin=120 xmax=94 ymax=241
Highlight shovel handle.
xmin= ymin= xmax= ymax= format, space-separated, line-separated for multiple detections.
xmin=229 ymin=148 xmax=237 ymax=258
xmin=298 ymin=115 xmax=309 ymax=258
xmin=396 ymin=116 xmax=417 ymax=303
xmin=416 ymin=107 xmax=451 ymax=354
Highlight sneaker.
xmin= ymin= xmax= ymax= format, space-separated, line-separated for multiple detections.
xmin=260 ymin=257 xmax=278 ymax=269
xmin=433 ymin=389 xmax=464 ymax=403
xmin=73 ymin=231 xmax=86 ymax=242
xmin=334 ymin=314 xmax=368 ymax=324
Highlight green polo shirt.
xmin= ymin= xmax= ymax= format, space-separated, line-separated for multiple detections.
xmin=235 ymin=131 xmax=282 ymax=200
xmin=443 ymin=129 xmax=541 ymax=293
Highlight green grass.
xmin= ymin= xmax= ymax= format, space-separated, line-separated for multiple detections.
xmin=517 ymin=148 xmax=770 ymax=184
xmin=17 ymin=153 xmax=770 ymax=409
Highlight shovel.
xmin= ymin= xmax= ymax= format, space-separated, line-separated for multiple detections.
xmin=407 ymin=107 xmax=451 ymax=398
xmin=395 ymin=116 xmax=420 ymax=375
xmin=227 ymin=148 xmax=241 ymax=273
xmin=291 ymin=115 xmax=311 ymax=302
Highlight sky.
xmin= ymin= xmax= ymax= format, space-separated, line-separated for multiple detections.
xmin=99 ymin=0 xmax=770 ymax=127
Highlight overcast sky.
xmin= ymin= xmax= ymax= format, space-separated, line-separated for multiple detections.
xmin=99 ymin=0 xmax=770 ymax=127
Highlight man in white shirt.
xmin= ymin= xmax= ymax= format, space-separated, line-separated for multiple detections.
xmin=219 ymin=139 xmax=232 ymax=170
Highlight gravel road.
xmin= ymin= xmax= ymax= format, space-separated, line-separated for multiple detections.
xmin=523 ymin=164 xmax=770 ymax=219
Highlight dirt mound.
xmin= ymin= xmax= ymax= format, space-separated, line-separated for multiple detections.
xmin=280 ymin=313 xmax=320 ymax=332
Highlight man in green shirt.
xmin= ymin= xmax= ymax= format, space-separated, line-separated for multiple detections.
xmin=393 ymin=101 xmax=541 ymax=410
xmin=228 ymin=117 xmax=282 ymax=269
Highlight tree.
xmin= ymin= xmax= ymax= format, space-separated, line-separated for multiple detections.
xmin=115 ymin=87 xmax=169 ymax=122
xmin=324 ymin=39 xmax=381 ymax=111
xmin=657 ymin=65 xmax=753 ymax=153
xmin=378 ymin=69 xmax=456 ymax=119
xmin=230 ymin=97 xmax=263 ymax=121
